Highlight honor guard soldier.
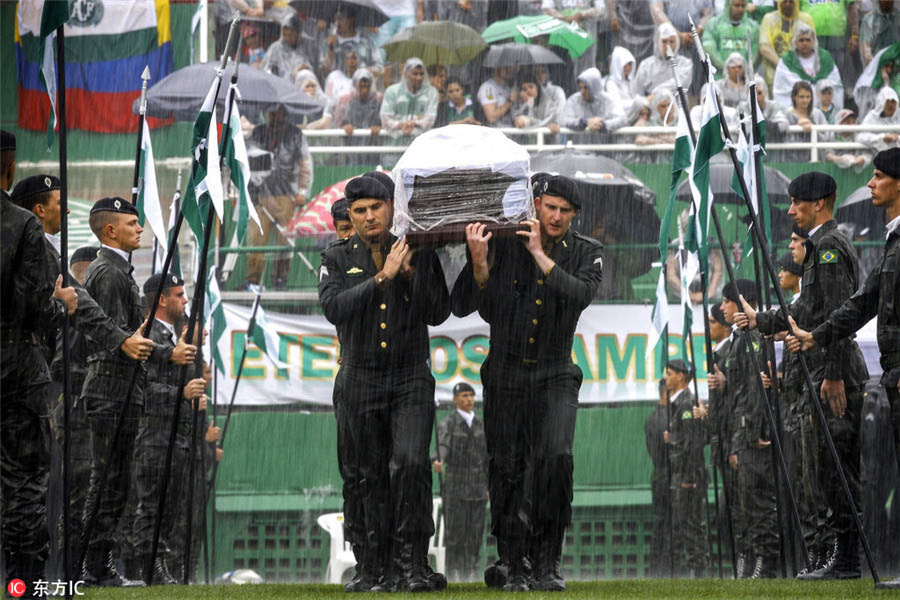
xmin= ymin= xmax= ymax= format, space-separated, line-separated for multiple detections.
xmin=318 ymin=173 xmax=450 ymax=592
xmin=645 ymin=379 xmax=675 ymax=577
xmin=1 ymin=130 xmax=78 ymax=589
xmin=788 ymin=149 xmax=900 ymax=588
xmin=450 ymin=174 xmax=603 ymax=591
xmin=737 ymin=172 xmax=869 ymax=580
xmin=331 ymin=197 xmax=355 ymax=240
xmin=80 ymin=197 xmax=151 ymax=587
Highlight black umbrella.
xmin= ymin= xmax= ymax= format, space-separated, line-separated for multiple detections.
xmin=483 ymin=43 xmax=563 ymax=68
xmin=531 ymin=150 xmax=659 ymax=300
xmin=136 ymin=61 xmax=324 ymax=122
xmin=837 ymin=185 xmax=884 ymax=239
xmin=675 ymin=157 xmax=792 ymax=205
xmin=289 ymin=0 xmax=388 ymax=27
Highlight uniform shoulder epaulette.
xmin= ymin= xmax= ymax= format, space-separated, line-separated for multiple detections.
xmin=573 ymin=231 xmax=604 ymax=248
xmin=326 ymin=237 xmax=351 ymax=249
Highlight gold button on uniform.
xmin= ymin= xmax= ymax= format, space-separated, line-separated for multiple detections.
xmin=380 ymin=303 xmax=386 ymax=310
xmin=532 ymin=319 xmax=538 ymax=325
xmin=380 ymin=323 xmax=387 ymax=329
xmin=529 ymin=337 xmax=535 ymax=344
xmin=535 ymin=299 xmax=542 ymax=305
xmin=380 ymin=341 xmax=387 ymax=349
xmin=537 ymin=279 xmax=543 ymax=285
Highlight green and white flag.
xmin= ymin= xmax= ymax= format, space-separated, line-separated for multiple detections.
xmin=731 ymin=84 xmax=771 ymax=257
xmin=853 ymin=42 xmax=900 ymax=99
xmin=182 ymin=74 xmax=225 ymax=243
xmin=205 ymin=268 xmax=227 ymax=374
xmin=223 ymin=83 xmax=262 ymax=245
xmin=136 ymin=119 xmax=167 ymax=258
xmin=249 ymin=291 xmax=290 ymax=375
xmin=39 ymin=0 xmax=69 ymax=147
xmin=155 ymin=186 xmax=182 ymax=277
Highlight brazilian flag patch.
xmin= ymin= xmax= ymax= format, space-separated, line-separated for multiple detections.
xmin=681 ymin=410 xmax=692 ymax=420
xmin=819 ymin=249 xmax=838 ymax=264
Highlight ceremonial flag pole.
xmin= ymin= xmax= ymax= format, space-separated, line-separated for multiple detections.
xmin=131 ymin=66 xmax=150 ymax=208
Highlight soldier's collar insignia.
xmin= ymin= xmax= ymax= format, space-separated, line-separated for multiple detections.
xmin=347 ymin=267 xmax=364 ymax=274
xmin=44 ymin=176 xmax=52 ymax=188
xmin=114 ymin=199 xmax=122 ymax=209
xmin=819 ymin=249 xmax=838 ymax=264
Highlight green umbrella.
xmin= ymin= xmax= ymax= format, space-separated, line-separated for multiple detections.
xmin=481 ymin=14 xmax=594 ymax=59
xmin=382 ymin=21 xmax=486 ymax=66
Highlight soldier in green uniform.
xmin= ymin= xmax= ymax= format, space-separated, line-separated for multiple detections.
xmin=788 ymin=149 xmax=900 ymax=588
xmin=131 ymin=273 xmax=203 ymax=584
xmin=318 ymin=173 xmax=450 ymax=592
xmin=737 ymin=172 xmax=869 ymax=580
xmin=663 ymin=359 xmax=709 ymax=578
xmin=720 ymin=280 xmax=780 ymax=578
xmin=644 ymin=379 xmax=674 ymax=577
xmin=80 ymin=197 xmax=153 ymax=587
xmin=1 ymin=130 xmax=78 ymax=589
xmin=432 ymin=382 xmax=489 ymax=582
xmin=450 ymin=175 xmax=603 ymax=592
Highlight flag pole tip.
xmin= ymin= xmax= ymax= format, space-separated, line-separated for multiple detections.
xmin=141 ymin=65 xmax=151 ymax=80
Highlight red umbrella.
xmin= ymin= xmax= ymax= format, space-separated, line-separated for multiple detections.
xmin=286 ymin=172 xmax=391 ymax=237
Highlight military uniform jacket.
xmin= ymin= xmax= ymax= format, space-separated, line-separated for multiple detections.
xmin=143 ymin=321 xmax=193 ymax=439
xmin=722 ymin=329 xmax=767 ymax=454
xmin=644 ymin=402 xmax=672 ymax=480
xmin=756 ymin=220 xmax=868 ymax=388
xmin=318 ymin=233 xmax=450 ymax=369
xmin=0 ymin=195 xmax=65 ymax=390
xmin=668 ymin=387 xmax=708 ymax=487
xmin=813 ymin=227 xmax=900 ymax=388
xmin=708 ymin=336 xmax=733 ymax=463
xmin=435 ymin=411 xmax=488 ymax=501
xmin=450 ymin=230 xmax=603 ymax=363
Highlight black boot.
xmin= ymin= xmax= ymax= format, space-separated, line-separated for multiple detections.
xmin=148 ymin=555 xmax=178 ymax=586
xmin=485 ymin=537 xmax=510 ymax=588
xmin=796 ymin=549 xmax=818 ymax=576
xmin=344 ymin=545 xmax=380 ymax=593
xmin=796 ymin=532 xmax=860 ymax=580
xmin=82 ymin=543 xmax=145 ymax=587
xmin=502 ymin=542 xmax=530 ymax=592
xmin=749 ymin=555 xmax=777 ymax=579
xmin=415 ymin=537 xmax=446 ymax=591
xmin=734 ymin=553 xmax=747 ymax=579
xmin=388 ymin=542 xmax=430 ymax=593
xmin=532 ymin=526 xmax=565 ymax=592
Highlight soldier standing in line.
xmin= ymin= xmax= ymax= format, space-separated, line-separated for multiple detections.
xmin=0 ymin=130 xmax=78 ymax=589
xmin=662 ymin=359 xmax=709 ymax=578
xmin=131 ymin=273 xmax=202 ymax=584
xmin=432 ymin=382 xmax=489 ymax=583
xmin=644 ymin=379 xmax=674 ymax=577
xmin=80 ymin=198 xmax=153 ymax=587
xmin=450 ymin=175 xmax=603 ymax=592
xmin=737 ymin=172 xmax=869 ymax=580
xmin=331 ymin=198 xmax=355 ymax=241
xmin=787 ymin=149 xmax=900 ymax=588
xmin=319 ymin=173 xmax=450 ymax=592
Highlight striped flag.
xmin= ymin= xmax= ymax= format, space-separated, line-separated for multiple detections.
xmin=136 ymin=119 xmax=167 ymax=259
xmin=205 ymin=269 xmax=227 ymax=374
xmin=182 ymin=74 xmax=225 ymax=243
xmin=223 ymin=84 xmax=262 ymax=245
xmin=250 ymin=300 xmax=290 ymax=375
xmin=36 ymin=0 xmax=68 ymax=146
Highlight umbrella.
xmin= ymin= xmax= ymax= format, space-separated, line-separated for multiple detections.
xmin=286 ymin=172 xmax=391 ymax=237
xmin=483 ymin=43 xmax=563 ymax=68
xmin=531 ymin=150 xmax=659 ymax=300
xmin=138 ymin=61 xmax=324 ymax=122
xmin=481 ymin=15 xmax=594 ymax=59
xmin=289 ymin=0 xmax=388 ymax=28
xmin=382 ymin=21 xmax=486 ymax=66
xmin=837 ymin=185 xmax=884 ymax=239
xmin=675 ymin=157 xmax=792 ymax=206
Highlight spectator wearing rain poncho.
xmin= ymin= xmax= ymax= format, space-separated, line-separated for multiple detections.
xmin=603 ymin=47 xmax=641 ymax=117
xmin=737 ymin=76 xmax=790 ymax=139
xmin=635 ymin=88 xmax=677 ymax=143
xmin=562 ymin=67 xmax=628 ymax=142
xmin=858 ymin=86 xmax=900 ymax=152
xmin=815 ymin=79 xmax=838 ymax=123
xmin=773 ymin=24 xmax=845 ymax=112
xmin=324 ymin=45 xmax=363 ymax=122
xmin=261 ymin=13 xmax=314 ymax=82
xmin=759 ymin=0 xmax=815 ymax=87
xmin=292 ymin=69 xmax=330 ymax=129
xmin=511 ymin=70 xmax=564 ymax=131
xmin=860 ymin=0 xmax=900 ymax=67
xmin=825 ymin=108 xmax=872 ymax=170
xmin=319 ymin=6 xmax=383 ymax=81
xmin=716 ymin=52 xmax=751 ymax=108
xmin=632 ymin=23 xmax=694 ymax=98
xmin=702 ymin=0 xmax=760 ymax=73
xmin=380 ymin=58 xmax=438 ymax=165
xmin=333 ymin=68 xmax=383 ymax=166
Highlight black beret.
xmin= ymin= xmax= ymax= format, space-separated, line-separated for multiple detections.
xmin=722 ymin=278 xmax=758 ymax=304
xmin=667 ymin=359 xmax=693 ymax=380
xmin=778 ymin=253 xmax=802 ymax=276
xmin=452 ymin=382 xmax=475 ymax=396
xmin=367 ymin=171 xmax=395 ymax=198
xmin=71 ymin=246 xmax=101 ymax=265
xmin=531 ymin=172 xmax=552 ymax=198
xmin=873 ymin=148 xmax=900 ymax=180
xmin=542 ymin=175 xmax=581 ymax=209
xmin=143 ymin=272 xmax=185 ymax=295
xmin=90 ymin=196 xmax=139 ymax=216
xmin=709 ymin=303 xmax=728 ymax=327
xmin=330 ymin=198 xmax=349 ymax=222
xmin=344 ymin=175 xmax=391 ymax=204
xmin=11 ymin=174 xmax=60 ymax=209
xmin=791 ymin=222 xmax=809 ymax=238
xmin=788 ymin=171 xmax=837 ymax=202
xmin=1 ymin=130 xmax=15 ymax=151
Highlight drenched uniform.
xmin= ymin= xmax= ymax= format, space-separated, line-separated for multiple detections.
xmin=644 ymin=399 xmax=674 ymax=576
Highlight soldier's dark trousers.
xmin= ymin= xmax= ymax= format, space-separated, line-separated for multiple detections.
xmin=443 ymin=498 xmax=486 ymax=581
xmin=736 ymin=447 xmax=779 ymax=560
xmin=339 ymin=363 xmax=436 ymax=573
xmin=793 ymin=410 xmax=831 ymax=553
xmin=649 ymin=473 xmax=673 ymax=576
xmin=333 ymin=369 xmax=366 ymax=558
xmin=51 ymin=397 xmax=93 ymax=564
xmin=481 ymin=357 xmax=581 ymax=561
xmin=673 ymin=485 xmax=708 ymax=575
xmin=887 ymin=383 xmax=900 ymax=484
xmin=1 ymin=385 xmax=51 ymax=586
xmin=813 ymin=386 xmax=863 ymax=537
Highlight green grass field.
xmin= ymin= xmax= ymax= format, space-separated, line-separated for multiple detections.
xmin=78 ymin=579 xmax=889 ymax=599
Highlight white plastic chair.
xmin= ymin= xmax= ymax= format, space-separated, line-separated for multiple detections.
xmin=317 ymin=512 xmax=356 ymax=584
xmin=429 ymin=498 xmax=446 ymax=574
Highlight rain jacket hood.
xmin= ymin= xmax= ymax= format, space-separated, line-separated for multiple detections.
xmin=577 ymin=67 xmax=604 ymax=103
xmin=610 ymin=46 xmax=636 ymax=84
xmin=654 ymin=23 xmax=681 ymax=59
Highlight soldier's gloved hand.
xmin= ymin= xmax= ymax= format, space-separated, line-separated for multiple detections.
xmin=170 ymin=327 xmax=198 ymax=365
xmin=183 ymin=378 xmax=206 ymax=400
xmin=54 ymin=274 xmax=78 ymax=315
xmin=121 ymin=318 xmax=154 ymax=361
